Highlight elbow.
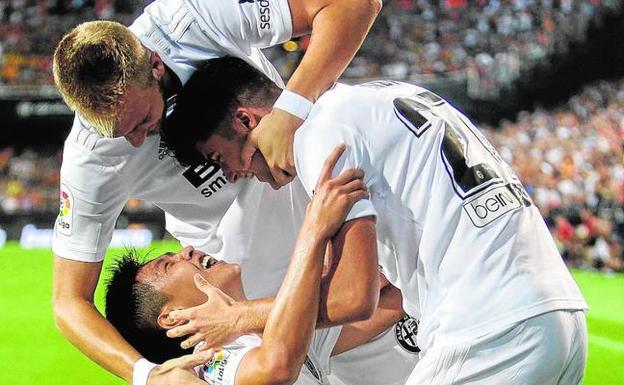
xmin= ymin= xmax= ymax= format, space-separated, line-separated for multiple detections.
xmin=263 ymin=352 xmax=301 ymax=385
xmin=52 ymin=297 xmax=69 ymax=331
xmin=346 ymin=294 xmax=377 ymax=322
xmin=331 ymin=290 xmax=378 ymax=323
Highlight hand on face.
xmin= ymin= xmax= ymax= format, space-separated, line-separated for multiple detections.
xmin=166 ymin=274 xmax=242 ymax=351
xmin=303 ymin=144 xmax=369 ymax=240
xmin=241 ymin=108 xmax=303 ymax=188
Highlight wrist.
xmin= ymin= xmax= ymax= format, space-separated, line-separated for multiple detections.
xmin=132 ymin=358 xmax=157 ymax=385
xmin=301 ymin=219 xmax=332 ymax=244
xmin=232 ymin=302 xmax=252 ymax=336
xmin=273 ymin=89 xmax=313 ymax=121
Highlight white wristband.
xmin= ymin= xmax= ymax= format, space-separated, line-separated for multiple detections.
xmin=133 ymin=358 xmax=157 ymax=385
xmin=273 ymin=89 xmax=313 ymax=120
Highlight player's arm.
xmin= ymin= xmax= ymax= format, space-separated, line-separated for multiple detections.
xmin=223 ymin=146 xmax=368 ymax=385
xmin=52 ymin=257 xmax=139 ymax=379
xmin=52 ymin=256 xmax=208 ymax=385
xmin=331 ymin=280 xmax=404 ymax=355
xmin=287 ymin=0 xmax=381 ymax=102
xmin=244 ymin=0 xmax=382 ymax=185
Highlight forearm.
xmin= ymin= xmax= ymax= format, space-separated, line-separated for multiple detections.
xmin=234 ymin=219 xmax=379 ymax=332
xmin=54 ymin=296 xmax=139 ymax=383
xmin=53 ymin=255 xmax=139 ymax=383
xmin=331 ymin=283 xmax=404 ymax=355
xmin=260 ymin=228 xmax=326 ymax=363
xmin=288 ymin=0 xmax=381 ymax=101
xmin=317 ymin=218 xmax=380 ymax=325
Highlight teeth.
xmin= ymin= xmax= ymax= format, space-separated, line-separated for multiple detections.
xmin=201 ymin=256 xmax=209 ymax=269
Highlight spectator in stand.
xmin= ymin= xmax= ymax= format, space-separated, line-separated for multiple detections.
xmin=484 ymin=79 xmax=624 ymax=273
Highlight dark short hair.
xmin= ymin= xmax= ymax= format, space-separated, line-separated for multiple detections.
xmin=105 ymin=250 xmax=192 ymax=363
xmin=161 ymin=56 xmax=281 ymax=167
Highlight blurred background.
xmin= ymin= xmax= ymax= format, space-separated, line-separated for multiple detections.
xmin=0 ymin=0 xmax=622 ymax=384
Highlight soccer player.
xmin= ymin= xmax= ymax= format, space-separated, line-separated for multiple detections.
xmin=163 ymin=57 xmax=590 ymax=384
xmin=50 ymin=0 xmax=386 ymax=384
xmin=104 ymin=161 xmax=404 ymax=384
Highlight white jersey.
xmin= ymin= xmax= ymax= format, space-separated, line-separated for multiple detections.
xmin=52 ymin=0 xmax=292 ymax=262
xmin=199 ymin=328 xmax=341 ymax=385
xmin=293 ymin=81 xmax=588 ymax=351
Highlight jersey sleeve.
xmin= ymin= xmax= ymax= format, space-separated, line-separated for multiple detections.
xmin=164 ymin=212 xmax=224 ymax=254
xmin=52 ymin=131 xmax=130 ymax=262
xmin=294 ymin=120 xmax=378 ymax=222
xmin=200 ymin=346 xmax=256 ymax=385
xmin=188 ymin=0 xmax=293 ymax=51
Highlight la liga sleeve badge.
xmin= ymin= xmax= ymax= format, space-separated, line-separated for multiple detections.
xmin=56 ymin=185 xmax=73 ymax=236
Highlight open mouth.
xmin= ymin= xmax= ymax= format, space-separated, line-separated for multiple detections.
xmin=201 ymin=255 xmax=220 ymax=269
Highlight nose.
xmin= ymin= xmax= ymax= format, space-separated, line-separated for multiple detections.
xmin=177 ymin=246 xmax=194 ymax=260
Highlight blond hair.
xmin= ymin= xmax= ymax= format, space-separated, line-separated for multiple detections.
xmin=53 ymin=21 xmax=153 ymax=137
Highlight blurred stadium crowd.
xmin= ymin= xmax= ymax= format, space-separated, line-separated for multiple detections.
xmin=0 ymin=0 xmax=617 ymax=91
xmin=0 ymin=0 xmax=622 ymax=272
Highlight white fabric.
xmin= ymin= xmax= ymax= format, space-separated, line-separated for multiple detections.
xmin=328 ymin=318 xmax=420 ymax=385
xmin=274 ymin=89 xmax=314 ymax=120
xmin=405 ymin=310 xmax=587 ymax=385
xmin=132 ymin=358 xmax=157 ymax=385
xmin=293 ymin=81 xmax=588 ymax=353
xmin=52 ymin=0 xmax=293 ymax=262
xmin=199 ymin=328 xmax=341 ymax=385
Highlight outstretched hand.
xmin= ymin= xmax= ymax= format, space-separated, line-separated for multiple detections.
xmin=303 ymin=144 xmax=369 ymax=240
xmin=166 ymin=274 xmax=241 ymax=350
xmin=241 ymin=108 xmax=302 ymax=188
xmin=147 ymin=350 xmax=213 ymax=385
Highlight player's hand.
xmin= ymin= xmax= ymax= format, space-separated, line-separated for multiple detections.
xmin=303 ymin=144 xmax=368 ymax=239
xmin=241 ymin=108 xmax=302 ymax=188
xmin=147 ymin=350 xmax=212 ymax=385
xmin=166 ymin=274 xmax=242 ymax=350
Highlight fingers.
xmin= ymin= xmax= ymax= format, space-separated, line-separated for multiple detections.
xmin=181 ymin=333 xmax=205 ymax=350
xmin=317 ymin=144 xmax=346 ymax=186
xmin=193 ymin=274 xmax=215 ymax=295
xmin=168 ymin=307 xmax=193 ymax=323
xmin=331 ymin=168 xmax=365 ymax=186
xmin=166 ymin=321 xmax=196 ymax=338
xmin=346 ymin=188 xmax=370 ymax=204
xmin=339 ymin=178 xmax=367 ymax=194
xmin=166 ymin=350 xmax=214 ymax=370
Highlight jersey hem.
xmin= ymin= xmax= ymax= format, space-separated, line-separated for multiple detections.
xmin=422 ymin=298 xmax=589 ymax=350
xmin=52 ymin=241 xmax=105 ymax=263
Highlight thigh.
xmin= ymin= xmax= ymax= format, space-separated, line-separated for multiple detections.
xmin=407 ymin=311 xmax=582 ymax=385
xmin=557 ymin=311 xmax=588 ymax=385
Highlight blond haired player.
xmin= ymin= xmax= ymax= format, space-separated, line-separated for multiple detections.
xmin=51 ymin=1 xmax=385 ymax=385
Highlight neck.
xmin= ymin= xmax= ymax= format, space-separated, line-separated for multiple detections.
xmin=160 ymin=65 xmax=182 ymax=100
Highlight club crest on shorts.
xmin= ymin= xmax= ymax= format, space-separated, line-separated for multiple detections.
xmin=394 ymin=315 xmax=420 ymax=353
xmin=57 ymin=185 xmax=73 ymax=236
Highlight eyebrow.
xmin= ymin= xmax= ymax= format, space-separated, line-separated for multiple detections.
xmin=153 ymin=252 xmax=174 ymax=273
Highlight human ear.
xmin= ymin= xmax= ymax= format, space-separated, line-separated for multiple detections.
xmin=157 ymin=306 xmax=187 ymax=330
xmin=149 ymin=51 xmax=166 ymax=81
xmin=234 ymin=108 xmax=257 ymax=134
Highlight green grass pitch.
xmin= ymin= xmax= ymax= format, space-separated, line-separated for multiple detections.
xmin=0 ymin=241 xmax=622 ymax=384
